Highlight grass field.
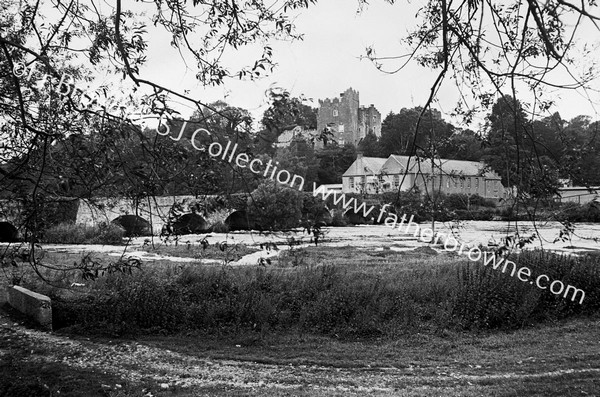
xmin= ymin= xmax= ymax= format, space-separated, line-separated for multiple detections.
xmin=1 ymin=243 xmax=599 ymax=395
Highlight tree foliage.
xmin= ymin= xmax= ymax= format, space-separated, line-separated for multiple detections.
xmin=365 ymin=0 xmax=600 ymax=209
xmin=249 ymin=180 xmax=303 ymax=230
xmin=0 ymin=0 xmax=316 ymax=280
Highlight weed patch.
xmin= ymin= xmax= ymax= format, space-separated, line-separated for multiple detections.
xmin=42 ymin=222 xmax=125 ymax=245
xmin=50 ymin=248 xmax=600 ymax=338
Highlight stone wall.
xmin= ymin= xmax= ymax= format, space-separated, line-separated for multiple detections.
xmin=75 ymin=195 xmax=242 ymax=234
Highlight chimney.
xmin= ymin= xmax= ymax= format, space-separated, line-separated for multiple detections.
xmin=357 ymin=152 xmax=363 ymax=160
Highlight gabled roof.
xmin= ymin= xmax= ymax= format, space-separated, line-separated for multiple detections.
xmin=342 ymin=156 xmax=388 ymax=177
xmin=386 ymin=155 xmax=501 ymax=179
xmin=344 ymin=154 xmax=502 ymax=179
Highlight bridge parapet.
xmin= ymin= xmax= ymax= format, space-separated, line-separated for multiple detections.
xmin=76 ymin=195 xmax=245 ymax=234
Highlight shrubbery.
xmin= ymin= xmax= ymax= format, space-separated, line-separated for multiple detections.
xmin=442 ymin=193 xmax=496 ymax=210
xmin=301 ymin=194 xmax=331 ymax=224
xmin=557 ymin=202 xmax=600 ymax=222
xmin=43 ymin=222 xmax=125 ymax=244
xmin=330 ymin=209 xmax=348 ymax=226
xmin=210 ymin=221 xmax=230 ymax=233
xmin=248 ymin=180 xmax=303 ymax=230
xmin=453 ymin=250 xmax=600 ymax=328
xmin=51 ymin=249 xmax=600 ymax=336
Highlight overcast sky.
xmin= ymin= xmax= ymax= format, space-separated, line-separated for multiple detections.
xmin=135 ymin=0 xmax=600 ymax=128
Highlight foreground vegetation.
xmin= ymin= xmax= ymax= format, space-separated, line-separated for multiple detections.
xmin=42 ymin=222 xmax=126 ymax=245
xmin=12 ymin=246 xmax=597 ymax=337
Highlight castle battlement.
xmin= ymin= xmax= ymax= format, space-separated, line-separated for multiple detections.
xmin=316 ymin=88 xmax=381 ymax=146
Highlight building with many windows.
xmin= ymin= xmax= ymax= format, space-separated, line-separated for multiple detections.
xmin=342 ymin=154 xmax=505 ymax=198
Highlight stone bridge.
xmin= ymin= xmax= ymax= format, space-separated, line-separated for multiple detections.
xmin=75 ymin=195 xmax=245 ymax=234
xmin=0 ymin=195 xmax=247 ymax=239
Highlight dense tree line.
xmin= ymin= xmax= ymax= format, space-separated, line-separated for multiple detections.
xmin=355 ymin=97 xmax=600 ymax=198
xmin=4 ymin=92 xmax=598 ymax=206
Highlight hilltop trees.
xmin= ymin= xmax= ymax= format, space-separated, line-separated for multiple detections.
xmin=436 ymin=129 xmax=483 ymax=161
xmin=379 ymin=107 xmax=455 ymax=157
xmin=357 ymin=132 xmax=380 ymax=157
xmin=315 ymin=143 xmax=357 ymax=185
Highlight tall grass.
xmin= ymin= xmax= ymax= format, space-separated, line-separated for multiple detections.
xmin=453 ymin=250 xmax=600 ymax=329
xmin=51 ymin=249 xmax=600 ymax=337
xmin=42 ymin=222 xmax=125 ymax=245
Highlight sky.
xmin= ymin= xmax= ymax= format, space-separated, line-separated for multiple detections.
xmin=129 ymin=0 xmax=600 ymax=128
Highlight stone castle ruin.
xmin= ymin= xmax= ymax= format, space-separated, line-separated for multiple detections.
xmin=317 ymin=88 xmax=382 ymax=146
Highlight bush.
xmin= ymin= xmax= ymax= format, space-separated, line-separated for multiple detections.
xmin=248 ymin=180 xmax=303 ymax=231
xmin=557 ymin=202 xmax=600 ymax=222
xmin=210 ymin=221 xmax=230 ymax=233
xmin=301 ymin=194 xmax=331 ymax=224
xmin=453 ymin=208 xmax=496 ymax=221
xmin=329 ymin=209 xmax=348 ymax=226
xmin=92 ymin=223 xmax=126 ymax=244
xmin=43 ymin=222 xmax=124 ymax=244
xmin=394 ymin=191 xmax=427 ymax=222
xmin=469 ymin=194 xmax=497 ymax=208
xmin=441 ymin=193 xmax=496 ymax=212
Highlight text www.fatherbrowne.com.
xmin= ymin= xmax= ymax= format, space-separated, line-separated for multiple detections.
xmin=311 ymin=185 xmax=587 ymax=304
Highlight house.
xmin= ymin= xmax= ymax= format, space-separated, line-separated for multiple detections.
xmin=275 ymin=126 xmax=321 ymax=148
xmin=556 ymin=186 xmax=600 ymax=205
xmin=341 ymin=155 xmax=388 ymax=194
xmin=342 ymin=154 xmax=505 ymax=199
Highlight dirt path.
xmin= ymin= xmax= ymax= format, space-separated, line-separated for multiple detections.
xmin=2 ymin=310 xmax=600 ymax=396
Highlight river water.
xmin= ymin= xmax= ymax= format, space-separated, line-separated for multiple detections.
xmin=191 ymin=220 xmax=599 ymax=252
xmin=26 ymin=221 xmax=600 ymax=265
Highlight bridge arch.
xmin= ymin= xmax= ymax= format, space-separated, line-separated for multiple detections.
xmin=172 ymin=213 xmax=210 ymax=235
xmin=225 ymin=210 xmax=256 ymax=231
xmin=0 ymin=222 xmax=18 ymax=242
xmin=111 ymin=215 xmax=151 ymax=237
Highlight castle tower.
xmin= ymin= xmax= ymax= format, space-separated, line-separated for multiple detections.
xmin=317 ymin=88 xmax=381 ymax=146
xmin=317 ymin=88 xmax=360 ymax=145
xmin=358 ymin=104 xmax=382 ymax=140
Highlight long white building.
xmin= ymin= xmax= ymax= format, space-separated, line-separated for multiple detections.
xmin=342 ymin=154 xmax=505 ymax=198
